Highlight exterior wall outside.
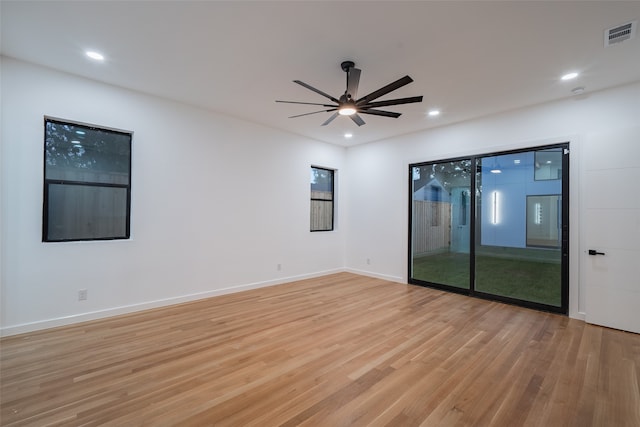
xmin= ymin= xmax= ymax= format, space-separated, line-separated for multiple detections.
xmin=480 ymin=151 xmax=563 ymax=249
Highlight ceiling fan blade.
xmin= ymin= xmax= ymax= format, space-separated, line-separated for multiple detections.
xmin=359 ymin=109 xmax=402 ymax=118
xmin=289 ymin=108 xmax=337 ymax=119
xmin=361 ymin=96 xmax=423 ymax=109
xmin=321 ymin=112 xmax=340 ymax=126
xmin=276 ymin=100 xmax=337 ymax=107
xmin=294 ymin=80 xmax=341 ymax=104
xmin=346 ymin=67 xmax=361 ymax=100
xmin=356 ymin=75 xmax=413 ymax=106
xmin=350 ymin=113 xmax=365 ymax=126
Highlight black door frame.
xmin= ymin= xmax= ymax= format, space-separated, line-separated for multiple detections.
xmin=408 ymin=143 xmax=569 ymax=314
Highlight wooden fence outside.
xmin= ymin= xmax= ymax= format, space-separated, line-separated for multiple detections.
xmin=412 ymin=200 xmax=451 ymax=256
xmin=311 ymin=190 xmax=333 ymax=231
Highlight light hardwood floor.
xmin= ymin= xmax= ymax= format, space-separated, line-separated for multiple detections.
xmin=1 ymin=273 xmax=639 ymax=426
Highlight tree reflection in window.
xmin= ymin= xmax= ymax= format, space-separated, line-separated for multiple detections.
xmin=43 ymin=117 xmax=132 ymax=242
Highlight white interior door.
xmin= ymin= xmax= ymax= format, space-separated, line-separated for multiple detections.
xmin=584 ymin=127 xmax=640 ymax=334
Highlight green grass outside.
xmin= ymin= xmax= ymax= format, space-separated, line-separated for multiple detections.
xmin=412 ymin=250 xmax=561 ymax=306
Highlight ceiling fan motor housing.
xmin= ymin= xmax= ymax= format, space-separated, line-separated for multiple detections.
xmin=341 ymin=61 xmax=356 ymax=72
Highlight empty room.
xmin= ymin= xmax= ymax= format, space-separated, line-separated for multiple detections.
xmin=1 ymin=1 xmax=639 ymax=426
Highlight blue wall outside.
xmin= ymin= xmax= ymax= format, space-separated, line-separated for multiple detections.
xmin=480 ymin=152 xmax=561 ymax=248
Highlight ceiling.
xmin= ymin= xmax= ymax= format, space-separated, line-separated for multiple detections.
xmin=2 ymin=1 xmax=639 ymax=147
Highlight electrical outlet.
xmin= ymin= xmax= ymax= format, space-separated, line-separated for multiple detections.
xmin=78 ymin=289 xmax=87 ymax=301
xmin=366 ymin=258 xmax=371 ymax=265
xmin=277 ymin=263 xmax=282 ymax=271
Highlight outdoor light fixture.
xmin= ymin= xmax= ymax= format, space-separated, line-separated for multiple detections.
xmin=534 ymin=202 xmax=542 ymax=225
xmin=490 ymin=158 xmax=502 ymax=174
xmin=492 ymin=191 xmax=500 ymax=224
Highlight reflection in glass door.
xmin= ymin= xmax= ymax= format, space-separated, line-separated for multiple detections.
xmin=410 ymin=159 xmax=471 ymax=290
xmin=409 ymin=144 xmax=568 ymax=313
xmin=475 ymin=148 xmax=566 ymax=308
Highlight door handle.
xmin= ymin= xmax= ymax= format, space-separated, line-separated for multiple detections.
xmin=588 ymin=249 xmax=606 ymax=256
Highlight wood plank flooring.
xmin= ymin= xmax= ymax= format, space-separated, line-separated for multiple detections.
xmin=1 ymin=272 xmax=639 ymax=426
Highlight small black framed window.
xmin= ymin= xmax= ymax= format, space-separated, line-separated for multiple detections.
xmin=43 ymin=117 xmax=132 ymax=242
xmin=310 ymin=166 xmax=334 ymax=232
xmin=534 ymin=149 xmax=562 ymax=181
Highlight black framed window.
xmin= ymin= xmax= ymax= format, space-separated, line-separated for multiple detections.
xmin=43 ymin=117 xmax=132 ymax=242
xmin=310 ymin=166 xmax=334 ymax=231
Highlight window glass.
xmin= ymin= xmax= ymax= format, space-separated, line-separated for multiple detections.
xmin=475 ymin=150 xmax=564 ymax=307
xmin=310 ymin=167 xmax=334 ymax=231
xmin=534 ymin=149 xmax=562 ymax=180
xmin=410 ymin=159 xmax=472 ymax=289
xmin=45 ymin=121 xmax=130 ymax=184
xmin=43 ymin=118 xmax=132 ymax=242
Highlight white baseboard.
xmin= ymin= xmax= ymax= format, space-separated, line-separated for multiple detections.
xmin=344 ymin=268 xmax=405 ymax=284
xmin=1 ymin=270 xmax=583 ymax=337
xmin=0 ymin=268 xmax=346 ymax=337
xmin=570 ymin=311 xmax=586 ymax=321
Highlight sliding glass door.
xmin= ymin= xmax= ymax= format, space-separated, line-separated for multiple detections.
xmin=410 ymin=159 xmax=472 ymax=290
xmin=409 ymin=144 xmax=568 ymax=313
xmin=475 ymin=147 xmax=567 ymax=307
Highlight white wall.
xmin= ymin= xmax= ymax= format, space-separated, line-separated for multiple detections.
xmin=345 ymin=81 xmax=640 ymax=320
xmin=3 ymin=55 xmax=639 ymax=335
xmin=1 ymin=57 xmax=347 ymax=335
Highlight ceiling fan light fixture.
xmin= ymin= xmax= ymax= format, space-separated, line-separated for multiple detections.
xmin=338 ymin=106 xmax=357 ymax=116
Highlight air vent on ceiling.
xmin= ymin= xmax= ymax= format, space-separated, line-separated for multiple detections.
xmin=604 ymin=21 xmax=637 ymax=47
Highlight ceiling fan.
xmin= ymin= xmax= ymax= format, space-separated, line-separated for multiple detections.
xmin=276 ymin=61 xmax=423 ymax=126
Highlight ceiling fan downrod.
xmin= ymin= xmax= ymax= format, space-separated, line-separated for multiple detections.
xmin=341 ymin=60 xmax=356 ymax=100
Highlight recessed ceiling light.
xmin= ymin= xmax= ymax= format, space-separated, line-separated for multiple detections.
xmin=428 ymin=109 xmax=440 ymax=117
xmin=344 ymin=133 xmax=353 ymax=138
xmin=490 ymin=169 xmax=502 ymax=174
xmin=561 ymin=72 xmax=579 ymax=81
xmin=86 ymin=51 xmax=105 ymax=61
